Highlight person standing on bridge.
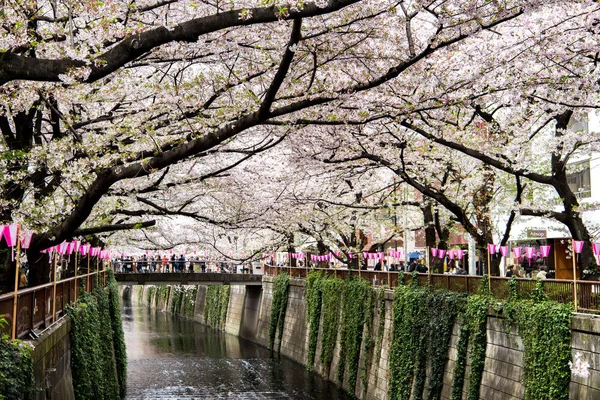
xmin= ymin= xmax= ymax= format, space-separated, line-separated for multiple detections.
xmin=170 ymin=254 xmax=176 ymax=272
xmin=162 ymin=255 xmax=169 ymax=272
xmin=177 ymin=254 xmax=186 ymax=273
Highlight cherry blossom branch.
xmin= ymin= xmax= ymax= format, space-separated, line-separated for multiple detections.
xmin=0 ymin=1 xmax=360 ymax=85
xmin=73 ymin=220 xmax=156 ymax=236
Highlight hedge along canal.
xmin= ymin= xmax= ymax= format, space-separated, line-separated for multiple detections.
xmin=130 ymin=272 xmax=599 ymax=400
xmin=0 ymin=270 xmax=126 ymax=400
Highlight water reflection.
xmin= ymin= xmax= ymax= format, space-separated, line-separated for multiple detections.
xmin=123 ymin=299 xmax=352 ymax=399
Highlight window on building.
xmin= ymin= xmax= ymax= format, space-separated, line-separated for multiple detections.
xmin=567 ymin=160 xmax=591 ymax=198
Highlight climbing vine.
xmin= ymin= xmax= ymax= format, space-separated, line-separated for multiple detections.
xmin=426 ymin=291 xmax=465 ymax=400
xmin=463 ymin=276 xmax=491 ymax=400
xmin=368 ymin=286 xmax=387 ymax=390
xmin=92 ymin=285 xmax=120 ymax=400
xmin=518 ymin=299 xmax=572 ymax=400
xmin=337 ymin=277 xmax=372 ymax=392
xmin=269 ymin=273 xmax=290 ymax=353
xmin=319 ymin=276 xmax=343 ymax=373
xmin=305 ymin=271 xmax=323 ymax=370
xmin=67 ymin=290 xmax=121 ymax=400
xmin=388 ymin=277 xmax=430 ymax=400
xmin=106 ymin=270 xmax=127 ymax=399
xmin=170 ymin=285 xmax=184 ymax=314
xmin=170 ymin=285 xmax=197 ymax=317
xmin=204 ymin=285 xmax=230 ymax=329
xmin=0 ymin=317 xmax=34 ymax=400
xmin=360 ymin=283 xmax=376 ymax=392
xmin=500 ymin=276 xmax=572 ymax=400
xmin=450 ymin=322 xmax=470 ymax=400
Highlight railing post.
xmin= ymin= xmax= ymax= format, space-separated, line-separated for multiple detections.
xmin=572 ymin=240 xmax=579 ymax=312
xmin=11 ymin=224 xmax=21 ymax=339
xmin=52 ymin=251 xmax=58 ymax=324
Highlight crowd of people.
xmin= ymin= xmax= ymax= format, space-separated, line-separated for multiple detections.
xmin=114 ymin=255 xmax=253 ymax=274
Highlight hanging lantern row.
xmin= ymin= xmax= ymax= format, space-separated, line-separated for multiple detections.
xmin=0 ymin=224 xmax=36 ymax=260
xmin=40 ymin=240 xmax=110 ymax=259
xmin=488 ymin=240 xmax=600 ymax=265
xmin=431 ymin=248 xmax=466 ymax=260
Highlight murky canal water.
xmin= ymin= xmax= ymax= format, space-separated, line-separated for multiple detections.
xmin=122 ymin=300 xmax=352 ymax=399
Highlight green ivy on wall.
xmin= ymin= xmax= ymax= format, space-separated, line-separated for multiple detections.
xmin=337 ymin=277 xmax=373 ymax=392
xmin=269 ymin=273 xmax=290 ymax=353
xmin=67 ymin=289 xmax=121 ymax=400
xmin=204 ymin=285 xmax=230 ymax=329
xmin=92 ymin=285 xmax=121 ymax=400
xmin=501 ymin=277 xmax=573 ymax=400
xmin=171 ymin=285 xmax=184 ymax=314
xmin=106 ymin=270 xmax=127 ymax=399
xmin=319 ymin=276 xmax=343 ymax=373
xmin=426 ymin=291 xmax=465 ymax=400
xmin=450 ymin=322 xmax=470 ymax=400
xmin=305 ymin=271 xmax=323 ymax=371
xmin=463 ymin=276 xmax=491 ymax=400
xmin=0 ymin=317 xmax=34 ymax=400
xmin=388 ymin=277 xmax=430 ymax=400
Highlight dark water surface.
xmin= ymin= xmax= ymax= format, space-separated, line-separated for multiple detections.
xmin=122 ymin=302 xmax=352 ymax=399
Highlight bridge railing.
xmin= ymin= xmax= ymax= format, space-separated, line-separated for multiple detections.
xmin=0 ymin=269 xmax=108 ymax=339
xmin=263 ymin=264 xmax=600 ymax=314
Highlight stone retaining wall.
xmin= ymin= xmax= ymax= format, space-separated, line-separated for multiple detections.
xmin=132 ymin=279 xmax=600 ymax=400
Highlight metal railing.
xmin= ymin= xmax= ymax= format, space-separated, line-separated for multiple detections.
xmin=263 ymin=264 xmax=600 ymax=314
xmin=0 ymin=269 xmax=109 ymax=339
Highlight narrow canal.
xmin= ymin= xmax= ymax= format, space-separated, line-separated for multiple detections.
xmin=122 ymin=299 xmax=352 ymax=399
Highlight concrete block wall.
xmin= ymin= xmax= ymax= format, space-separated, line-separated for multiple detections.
xmin=32 ymin=316 xmax=75 ymax=400
xmin=225 ymin=285 xmax=246 ymax=336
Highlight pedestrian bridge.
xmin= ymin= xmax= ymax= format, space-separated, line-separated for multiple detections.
xmin=114 ymin=272 xmax=263 ymax=286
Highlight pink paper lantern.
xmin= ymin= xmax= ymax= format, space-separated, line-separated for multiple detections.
xmin=525 ymin=247 xmax=535 ymax=259
xmin=431 ymin=248 xmax=438 ymax=257
xmin=487 ymin=243 xmax=497 ymax=254
xmin=540 ymin=245 xmax=551 ymax=258
xmin=573 ymin=240 xmax=585 ymax=254
xmin=499 ymin=246 xmax=509 ymax=257
xmin=592 ymin=243 xmax=600 ymax=256
xmin=448 ymin=250 xmax=455 ymax=260
xmin=20 ymin=231 xmax=34 ymax=249
xmin=512 ymin=247 xmax=522 ymax=259
xmin=438 ymin=249 xmax=447 ymax=259
xmin=456 ymin=249 xmax=465 ymax=260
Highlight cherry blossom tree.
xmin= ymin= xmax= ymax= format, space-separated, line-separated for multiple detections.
xmin=0 ymin=0 xmax=586 ymax=287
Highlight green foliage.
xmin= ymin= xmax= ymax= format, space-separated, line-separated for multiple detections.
xmin=67 ymin=290 xmax=121 ymax=400
xmin=426 ymin=292 xmax=465 ymax=400
xmin=360 ymin=286 xmax=377 ymax=393
xmin=518 ymin=301 xmax=572 ymax=400
xmin=305 ymin=271 xmax=323 ymax=370
xmin=106 ymin=270 xmax=127 ymax=399
xmin=337 ymin=277 xmax=372 ymax=392
xmin=499 ymin=276 xmax=573 ymax=400
xmin=170 ymin=285 xmax=184 ymax=314
xmin=155 ymin=286 xmax=170 ymax=309
xmin=204 ymin=285 xmax=230 ymax=329
xmin=92 ymin=286 xmax=120 ymax=400
xmin=269 ymin=273 xmax=290 ymax=353
xmin=450 ymin=323 xmax=470 ymax=400
xmin=319 ymin=276 xmax=343 ymax=372
xmin=181 ymin=286 xmax=198 ymax=317
xmin=0 ymin=316 xmax=34 ymax=400
xmin=388 ymin=282 xmax=430 ymax=400
xmin=464 ymin=294 xmax=490 ymax=400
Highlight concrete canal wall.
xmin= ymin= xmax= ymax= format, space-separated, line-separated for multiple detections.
xmin=30 ymin=316 xmax=75 ymax=400
xmin=131 ymin=278 xmax=600 ymax=400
